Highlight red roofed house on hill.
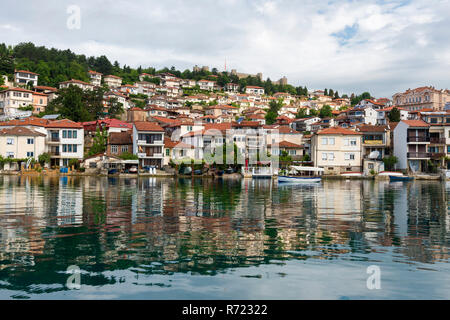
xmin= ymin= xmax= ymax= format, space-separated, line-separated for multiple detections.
xmin=133 ymin=121 xmax=165 ymax=169
xmin=14 ymin=70 xmax=39 ymax=87
xmin=311 ymin=127 xmax=363 ymax=175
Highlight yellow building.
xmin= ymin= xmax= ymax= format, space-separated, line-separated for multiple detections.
xmin=311 ymin=127 xmax=363 ymax=174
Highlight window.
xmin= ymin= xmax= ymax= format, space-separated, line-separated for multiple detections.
xmin=322 ymin=153 xmax=328 ymax=160
xmin=89 ymin=162 xmax=97 ymax=169
xmin=447 ymin=146 xmax=450 ymax=154
xmin=121 ymin=145 xmax=128 ymax=153
xmin=7 ymin=138 xmax=14 ymax=145
xmin=111 ymin=145 xmax=119 ymax=154
xmin=328 ymin=138 xmax=335 ymax=145
xmin=6 ymin=152 xmax=14 ymax=158
xmin=62 ymin=130 xmax=67 ymax=138
xmin=289 ymin=150 xmax=296 ymax=155
xmin=430 ymin=118 xmax=438 ymax=124
xmin=27 ymin=152 xmax=34 ymax=157
xmin=27 ymin=138 xmax=34 ymax=144
xmin=166 ymin=149 xmax=170 ymax=156
xmin=345 ymin=153 xmax=355 ymax=160
xmin=63 ymin=145 xmax=67 ymax=152
xmin=68 ymin=145 xmax=72 ymax=153
xmin=67 ymin=130 xmax=72 ymax=139
xmin=73 ymin=131 xmax=77 ymax=139
xmin=368 ymin=163 xmax=374 ymax=170
xmin=328 ymin=153 xmax=335 ymax=161
xmin=73 ymin=145 xmax=77 ymax=153
xmin=321 ymin=138 xmax=328 ymax=145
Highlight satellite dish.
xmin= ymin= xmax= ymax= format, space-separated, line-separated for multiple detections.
xmin=368 ymin=151 xmax=380 ymax=159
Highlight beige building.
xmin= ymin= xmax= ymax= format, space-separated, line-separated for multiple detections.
xmin=32 ymin=92 xmax=48 ymax=114
xmin=59 ymin=79 xmax=94 ymax=91
xmin=311 ymin=127 xmax=363 ymax=174
xmin=0 ymin=87 xmax=34 ymax=116
xmin=392 ymin=86 xmax=450 ymax=111
xmin=88 ymin=70 xmax=103 ymax=86
xmin=0 ymin=127 xmax=46 ymax=160
xmin=104 ymin=75 xmax=122 ymax=88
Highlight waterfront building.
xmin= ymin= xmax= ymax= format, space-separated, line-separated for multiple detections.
xmin=46 ymin=119 xmax=85 ymax=167
xmin=0 ymin=87 xmax=34 ymax=117
xmin=132 ymin=121 xmax=165 ymax=168
xmin=311 ymin=127 xmax=363 ymax=174
xmin=0 ymin=126 xmax=46 ymax=161
xmin=393 ymin=120 xmax=431 ymax=173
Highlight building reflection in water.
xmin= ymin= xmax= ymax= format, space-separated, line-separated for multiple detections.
xmin=0 ymin=175 xmax=448 ymax=293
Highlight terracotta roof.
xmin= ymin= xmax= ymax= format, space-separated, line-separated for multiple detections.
xmin=15 ymin=70 xmax=39 ymax=75
xmin=0 ymin=117 xmax=49 ymax=127
xmin=108 ymin=131 xmax=132 ymax=145
xmin=134 ymin=121 xmax=164 ymax=132
xmin=270 ymin=141 xmax=304 ymax=149
xmin=88 ymin=70 xmax=103 ymax=75
xmin=104 ymin=75 xmax=122 ymax=79
xmin=356 ymin=125 xmax=389 ymax=132
xmin=401 ymin=120 xmax=429 ymax=128
xmin=317 ymin=127 xmax=362 ymax=135
xmin=34 ymin=86 xmax=58 ymax=92
xmin=60 ymin=79 xmax=93 ymax=86
xmin=2 ymin=87 xmax=34 ymax=94
xmin=46 ymin=119 xmax=83 ymax=129
xmin=0 ymin=127 xmax=46 ymax=137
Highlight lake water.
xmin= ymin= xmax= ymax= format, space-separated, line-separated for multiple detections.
xmin=0 ymin=175 xmax=449 ymax=300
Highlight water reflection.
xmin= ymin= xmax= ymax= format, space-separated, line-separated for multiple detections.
xmin=0 ymin=176 xmax=449 ymax=299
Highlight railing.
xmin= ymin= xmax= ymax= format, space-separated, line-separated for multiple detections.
xmin=407 ymin=152 xmax=431 ymax=159
xmin=429 ymin=137 xmax=446 ymax=144
xmin=50 ymin=151 xmax=61 ymax=156
xmin=430 ymin=152 xmax=446 ymax=159
xmin=407 ymin=136 xmax=430 ymax=143
xmin=242 ymin=167 xmax=273 ymax=176
xmin=363 ymin=140 xmax=384 ymax=145
xmin=48 ymin=137 xmax=60 ymax=142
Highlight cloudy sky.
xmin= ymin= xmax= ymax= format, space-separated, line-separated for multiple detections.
xmin=1 ymin=0 xmax=450 ymax=97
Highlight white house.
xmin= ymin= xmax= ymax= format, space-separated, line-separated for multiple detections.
xmin=14 ymin=70 xmax=39 ymax=87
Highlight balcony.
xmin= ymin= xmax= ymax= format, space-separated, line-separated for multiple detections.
xmin=137 ymin=139 xmax=164 ymax=145
xmin=363 ymin=140 xmax=384 ymax=146
xmin=430 ymin=152 xmax=446 ymax=159
xmin=407 ymin=152 xmax=431 ymax=159
xmin=429 ymin=137 xmax=446 ymax=144
xmin=138 ymin=153 xmax=163 ymax=158
xmin=50 ymin=151 xmax=61 ymax=156
xmin=47 ymin=137 xmax=60 ymax=143
xmin=407 ymin=136 xmax=430 ymax=143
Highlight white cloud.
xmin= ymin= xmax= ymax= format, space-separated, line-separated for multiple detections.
xmin=1 ymin=0 xmax=449 ymax=97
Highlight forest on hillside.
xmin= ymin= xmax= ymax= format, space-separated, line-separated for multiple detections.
xmin=0 ymin=42 xmax=311 ymax=95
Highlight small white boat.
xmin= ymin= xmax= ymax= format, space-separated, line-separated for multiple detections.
xmin=278 ymin=166 xmax=324 ymax=184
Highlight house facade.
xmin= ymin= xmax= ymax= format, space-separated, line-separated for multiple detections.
xmin=311 ymin=127 xmax=363 ymax=174
xmin=133 ymin=122 xmax=165 ymax=168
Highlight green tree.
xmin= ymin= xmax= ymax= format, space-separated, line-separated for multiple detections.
xmin=388 ymin=107 xmax=401 ymax=122
xmin=265 ymin=99 xmax=284 ymax=125
xmin=296 ymin=108 xmax=309 ymax=119
xmin=383 ymin=156 xmax=398 ymax=171
xmin=319 ymin=105 xmax=333 ymax=118
xmin=87 ymin=128 xmax=108 ymax=157
xmin=46 ymin=85 xmax=91 ymax=122
xmin=38 ymin=153 xmax=51 ymax=166
xmin=107 ymin=97 xmax=124 ymax=119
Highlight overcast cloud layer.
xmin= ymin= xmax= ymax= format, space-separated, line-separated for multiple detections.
xmin=1 ymin=0 xmax=450 ymax=97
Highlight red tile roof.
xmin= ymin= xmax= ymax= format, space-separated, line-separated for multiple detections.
xmin=401 ymin=120 xmax=429 ymax=127
xmin=46 ymin=119 xmax=83 ymax=129
xmin=134 ymin=121 xmax=164 ymax=132
xmin=0 ymin=127 xmax=46 ymax=137
xmin=317 ymin=127 xmax=362 ymax=135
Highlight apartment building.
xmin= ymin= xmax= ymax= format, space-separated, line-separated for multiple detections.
xmin=133 ymin=122 xmax=165 ymax=168
xmin=32 ymin=92 xmax=48 ymax=114
xmin=46 ymin=120 xmax=85 ymax=167
xmin=0 ymin=127 xmax=46 ymax=160
xmin=419 ymin=111 xmax=450 ymax=168
xmin=356 ymin=125 xmax=390 ymax=160
xmin=59 ymin=79 xmax=94 ymax=91
xmin=393 ymin=120 xmax=431 ymax=173
xmin=88 ymin=70 xmax=103 ymax=86
xmin=14 ymin=70 xmax=39 ymax=87
xmin=393 ymin=86 xmax=450 ymax=111
xmin=311 ymin=127 xmax=363 ymax=174
xmin=104 ymin=75 xmax=122 ymax=88
xmin=245 ymin=86 xmax=265 ymax=96
xmin=0 ymin=87 xmax=34 ymax=116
